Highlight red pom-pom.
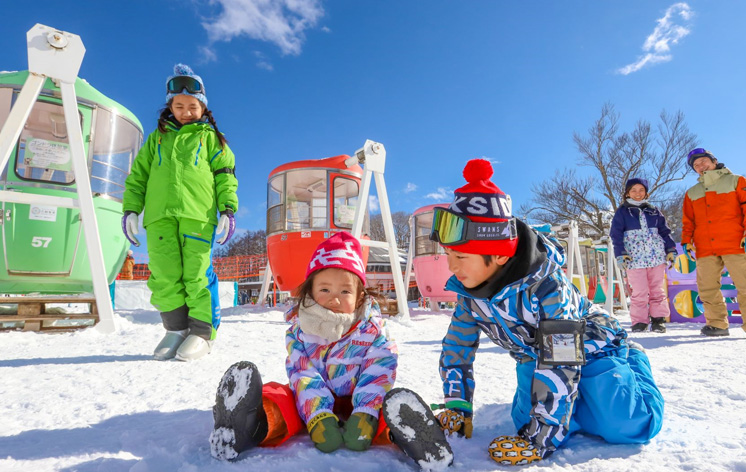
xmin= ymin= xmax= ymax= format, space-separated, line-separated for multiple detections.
xmin=463 ymin=159 xmax=493 ymax=183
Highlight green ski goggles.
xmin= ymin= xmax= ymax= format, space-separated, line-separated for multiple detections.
xmin=429 ymin=207 xmax=517 ymax=246
xmin=167 ymin=76 xmax=204 ymax=94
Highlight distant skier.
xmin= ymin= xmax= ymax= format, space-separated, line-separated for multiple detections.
xmin=119 ymin=250 xmax=136 ymax=280
xmin=610 ymin=177 xmax=677 ymax=333
xmin=209 ymin=232 xmax=453 ymax=469
xmin=122 ymin=64 xmax=238 ymax=361
xmin=429 ymin=159 xmax=664 ymax=466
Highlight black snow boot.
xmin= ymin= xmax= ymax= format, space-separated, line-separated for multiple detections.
xmin=210 ymin=361 xmax=268 ymax=460
xmin=650 ymin=318 xmax=666 ymax=333
xmin=383 ymin=388 xmax=454 ymax=470
xmin=631 ymin=322 xmax=648 ymax=333
xmin=701 ymin=325 xmax=730 ymax=337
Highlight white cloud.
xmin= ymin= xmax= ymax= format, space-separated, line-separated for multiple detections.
xmin=480 ymin=156 xmax=501 ymax=166
xmin=201 ymin=0 xmax=324 ymax=59
xmin=404 ymin=182 xmax=417 ymax=193
xmin=425 ymin=187 xmax=451 ymax=201
xmin=198 ymin=45 xmax=218 ymax=63
xmin=617 ymin=2 xmax=693 ymax=75
xmin=368 ymin=195 xmax=379 ymax=212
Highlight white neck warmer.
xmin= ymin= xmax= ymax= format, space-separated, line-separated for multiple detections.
xmin=298 ymin=298 xmax=363 ymax=344
xmin=626 ymin=198 xmax=648 ymax=206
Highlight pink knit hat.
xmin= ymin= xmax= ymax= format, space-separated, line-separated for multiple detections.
xmin=305 ymin=232 xmax=366 ymax=285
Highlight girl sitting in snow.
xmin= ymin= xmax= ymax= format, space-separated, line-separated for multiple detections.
xmin=610 ymin=178 xmax=677 ymax=333
xmin=209 ymin=232 xmax=453 ymax=469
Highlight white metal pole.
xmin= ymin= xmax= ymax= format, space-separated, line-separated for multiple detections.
xmin=566 ymin=223 xmax=576 ymax=289
xmin=374 ymin=172 xmax=410 ymax=319
xmin=60 ymin=82 xmax=116 ymax=333
xmin=350 ymin=170 xmax=372 ymax=239
xmin=605 ymin=238 xmax=614 ymax=316
xmin=404 ymin=214 xmax=415 ymax=305
xmin=258 ymin=262 xmax=273 ymax=305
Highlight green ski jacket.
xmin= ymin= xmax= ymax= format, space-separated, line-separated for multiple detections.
xmin=123 ymin=120 xmax=238 ymax=227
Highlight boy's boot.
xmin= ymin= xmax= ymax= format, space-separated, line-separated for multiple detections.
xmin=383 ymin=388 xmax=453 ymax=470
xmin=175 ymin=334 xmax=213 ymax=361
xmin=210 ymin=361 xmax=268 ymax=460
xmin=650 ymin=318 xmax=666 ymax=333
xmin=153 ymin=329 xmax=188 ymax=361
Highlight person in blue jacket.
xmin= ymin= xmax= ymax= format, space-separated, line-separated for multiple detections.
xmin=428 ymin=159 xmax=664 ymax=466
xmin=610 ymin=178 xmax=677 ymax=333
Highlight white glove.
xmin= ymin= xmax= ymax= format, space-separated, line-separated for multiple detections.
xmin=123 ymin=212 xmax=140 ymax=247
xmin=216 ymin=210 xmax=235 ymax=245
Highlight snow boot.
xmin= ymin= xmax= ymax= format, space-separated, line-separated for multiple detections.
xmin=153 ymin=329 xmax=188 ymax=361
xmin=701 ymin=325 xmax=729 ymax=337
xmin=383 ymin=388 xmax=453 ymax=470
xmin=650 ymin=318 xmax=666 ymax=333
xmin=210 ymin=361 xmax=268 ymax=460
xmin=175 ymin=334 xmax=213 ymax=361
xmin=630 ymin=323 xmax=648 ymax=333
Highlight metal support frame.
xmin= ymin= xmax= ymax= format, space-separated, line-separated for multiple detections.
xmin=257 ymin=262 xmax=273 ymax=306
xmin=0 ymin=24 xmax=116 ymax=333
xmin=554 ymin=221 xmax=587 ymax=297
xmin=597 ymin=236 xmax=628 ymax=315
xmin=348 ymin=140 xmax=410 ymax=319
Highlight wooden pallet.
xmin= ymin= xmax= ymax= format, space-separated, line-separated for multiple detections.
xmin=379 ymin=299 xmax=399 ymax=316
xmin=0 ymin=296 xmax=99 ymax=332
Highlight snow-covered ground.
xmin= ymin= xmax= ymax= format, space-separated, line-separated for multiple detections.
xmin=1 ymin=305 xmax=745 ymax=472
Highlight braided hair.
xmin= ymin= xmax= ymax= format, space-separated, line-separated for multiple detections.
xmin=157 ymin=102 xmax=228 ymax=149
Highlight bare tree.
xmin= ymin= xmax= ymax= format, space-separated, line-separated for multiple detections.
xmin=368 ymin=211 xmax=411 ymax=249
xmin=520 ymin=103 xmax=696 ymax=238
xmin=214 ymin=229 xmax=267 ymax=257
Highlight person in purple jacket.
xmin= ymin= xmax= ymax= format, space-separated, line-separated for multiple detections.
xmin=610 ymin=178 xmax=677 ymax=333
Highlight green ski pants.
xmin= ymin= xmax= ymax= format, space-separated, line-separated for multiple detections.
xmin=146 ymin=216 xmax=220 ymax=340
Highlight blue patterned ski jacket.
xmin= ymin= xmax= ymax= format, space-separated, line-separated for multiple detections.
xmin=439 ymin=229 xmax=627 ymax=458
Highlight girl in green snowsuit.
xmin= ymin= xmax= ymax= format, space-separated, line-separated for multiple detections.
xmin=122 ymin=64 xmax=238 ymax=361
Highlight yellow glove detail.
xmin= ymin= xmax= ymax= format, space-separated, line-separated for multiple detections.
xmin=666 ymin=252 xmax=676 ymax=263
xmin=488 ymin=435 xmax=542 ymax=466
xmin=436 ymin=409 xmax=473 ymax=439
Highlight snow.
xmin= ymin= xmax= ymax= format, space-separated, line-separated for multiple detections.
xmin=1 ymin=305 xmax=745 ymax=472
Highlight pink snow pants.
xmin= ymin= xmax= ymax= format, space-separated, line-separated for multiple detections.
xmin=627 ymin=263 xmax=670 ymax=325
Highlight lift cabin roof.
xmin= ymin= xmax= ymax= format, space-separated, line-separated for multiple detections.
xmin=0 ymin=70 xmax=142 ymax=132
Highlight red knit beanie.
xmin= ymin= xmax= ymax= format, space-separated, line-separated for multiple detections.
xmin=305 ymin=232 xmax=366 ymax=286
xmin=446 ymin=159 xmax=519 ymax=256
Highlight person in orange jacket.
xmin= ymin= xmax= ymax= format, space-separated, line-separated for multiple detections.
xmin=681 ymin=148 xmax=746 ymax=336
xmin=119 ymin=250 xmax=135 ymax=280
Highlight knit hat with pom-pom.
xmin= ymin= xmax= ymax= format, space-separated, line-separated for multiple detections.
xmin=166 ymin=64 xmax=207 ymax=107
xmin=306 ymin=232 xmax=367 ymax=286
xmin=445 ymin=159 xmax=518 ymax=256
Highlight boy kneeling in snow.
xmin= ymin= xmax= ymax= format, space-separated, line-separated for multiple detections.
xmin=430 ymin=159 xmax=664 ymax=466
xmin=209 ymin=232 xmax=453 ymax=470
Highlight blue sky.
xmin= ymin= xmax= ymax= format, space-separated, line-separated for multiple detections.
xmin=2 ymin=1 xmax=745 ymax=256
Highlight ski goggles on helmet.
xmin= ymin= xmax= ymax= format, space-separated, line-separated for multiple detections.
xmin=166 ymin=76 xmax=204 ymax=94
xmin=687 ymin=148 xmax=714 ymax=166
xmin=429 ymin=207 xmax=517 ymax=246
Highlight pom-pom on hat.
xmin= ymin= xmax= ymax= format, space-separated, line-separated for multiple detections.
xmin=445 ymin=159 xmax=518 ymax=257
xmin=166 ymin=63 xmax=207 ymax=107
xmin=625 ymin=177 xmax=649 ymax=194
xmin=306 ymin=232 xmax=366 ymax=286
